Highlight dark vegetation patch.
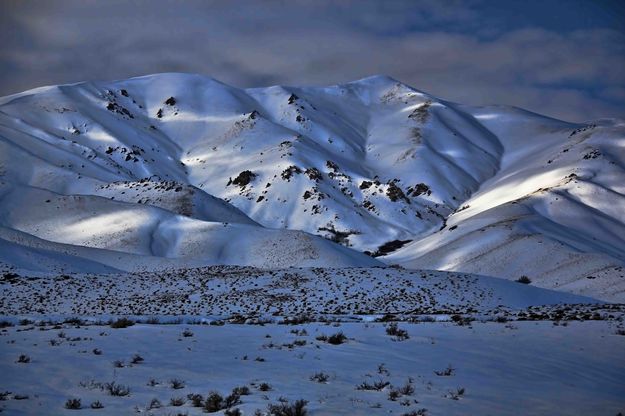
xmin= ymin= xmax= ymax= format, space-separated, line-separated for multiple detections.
xmin=583 ymin=149 xmax=601 ymax=159
xmin=359 ymin=181 xmax=372 ymax=190
xmin=362 ymin=200 xmax=376 ymax=212
xmin=569 ymin=124 xmax=596 ymax=137
xmin=317 ymin=224 xmax=360 ymax=246
xmin=366 ymin=239 xmax=412 ymax=257
xmin=408 ymin=100 xmax=432 ymax=123
xmin=305 ymin=167 xmax=322 ymax=181
xmin=326 ymin=160 xmax=339 ymax=172
xmin=109 ymin=317 xmax=134 ymax=328
xmin=316 ymin=331 xmax=347 ymax=345
xmin=281 ymin=165 xmax=302 ymax=181
xmin=65 ymin=398 xmax=81 ymax=410
xmin=407 ymin=183 xmax=431 ymax=197
xmin=229 ymin=170 xmax=257 ymax=187
xmin=385 ymin=322 xmax=410 ymax=340
xmin=268 ymin=399 xmax=308 ymax=416
xmin=288 ymin=94 xmax=299 ymax=104
xmin=387 ymin=181 xmax=410 ymax=203
xmin=105 ymin=101 xmax=134 ymax=119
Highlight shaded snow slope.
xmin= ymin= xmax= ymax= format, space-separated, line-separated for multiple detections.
xmin=385 ymin=110 xmax=625 ymax=302
xmin=0 ymin=183 xmax=379 ymax=272
xmin=0 ymin=73 xmax=623 ymax=299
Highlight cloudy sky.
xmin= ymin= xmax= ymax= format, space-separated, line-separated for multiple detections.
xmin=1 ymin=0 xmax=624 ymax=122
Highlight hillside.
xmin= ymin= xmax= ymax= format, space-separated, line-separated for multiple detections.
xmin=0 ymin=73 xmax=623 ymax=299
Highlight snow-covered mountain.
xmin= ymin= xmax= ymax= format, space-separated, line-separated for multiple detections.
xmin=0 ymin=73 xmax=623 ymax=300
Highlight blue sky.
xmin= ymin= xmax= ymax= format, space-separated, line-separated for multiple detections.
xmin=1 ymin=0 xmax=623 ymax=121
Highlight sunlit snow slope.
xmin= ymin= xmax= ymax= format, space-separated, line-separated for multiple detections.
xmin=0 ymin=73 xmax=623 ymax=300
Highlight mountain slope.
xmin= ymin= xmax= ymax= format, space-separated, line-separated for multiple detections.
xmin=384 ymin=110 xmax=625 ymax=301
xmin=0 ymin=73 xmax=623 ymax=300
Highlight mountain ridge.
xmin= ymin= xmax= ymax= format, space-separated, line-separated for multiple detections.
xmin=0 ymin=73 xmax=623 ymax=300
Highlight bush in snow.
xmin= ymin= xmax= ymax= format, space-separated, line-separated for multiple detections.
xmin=147 ymin=398 xmax=162 ymax=409
xmin=104 ymin=382 xmax=130 ymax=396
xmin=446 ymin=387 xmax=466 ymax=400
xmin=16 ymin=354 xmax=30 ymax=363
xmin=398 ymin=381 xmax=415 ymax=395
xmin=385 ymin=322 xmax=409 ymax=340
xmin=90 ymin=400 xmax=104 ymax=409
xmin=187 ymin=393 xmax=204 ymax=407
xmin=131 ymin=354 xmax=144 ymax=364
xmin=224 ymin=392 xmax=242 ymax=408
xmin=109 ymin=317 xmax=135 ymax=328
xmin=356 ymin=379 xmax=389 ymax=391
xmin=182 ymin=329 xmax=194 ymax=337
xmin=309 ymin=372 xmax=330 ymax=383
xmin=170 ymin=378 xmax=185 ymax=389
xmin=232 ymin=386 xmax=250 ymax=395
xmin=170 ymin=397 xmax=186 ymax=406
xmin=64 ymin=398 xmax=81 ymax=409
xmin=203 ymin=390 xmax=242 ymax=412
xmin=268 ymin=399 xmax=308 ymax=416
xmin=258 ymin=382 xmax=272 ymax=392
xmin=402 ymin=410 xmax=428 ymax=416
xmin=435 ymin=365 xmax=455 ymax=376
xmin=204 ymin=391 xmax=224 ymax=412
xmin=317 ymin=331 xmax=347 ymax=345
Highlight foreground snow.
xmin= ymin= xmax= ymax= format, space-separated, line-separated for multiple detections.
xmin=3 ymin=265 xmax=620 ymax=414
xmin=1 ymin=320 xmax=624 ymax=415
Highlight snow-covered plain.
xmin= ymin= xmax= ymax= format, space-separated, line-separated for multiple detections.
xmin=1 ymin=320 xmax=624 ymax=415
xmin=2 ymin=264 xmax=624 ymax=415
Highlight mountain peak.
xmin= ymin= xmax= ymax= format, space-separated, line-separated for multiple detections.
xmin=0 ymin=74 xmax=623 ymax=301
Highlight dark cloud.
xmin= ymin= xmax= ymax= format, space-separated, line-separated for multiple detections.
xmin=1 ymin=0 xmax=624 ymax=122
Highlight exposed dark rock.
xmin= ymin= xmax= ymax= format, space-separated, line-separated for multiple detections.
xmin=326 ymin=160 xmax=339 ymax=172
xmin=407 ymin=183 xmax=431 ymax=197
xmin=359 ymin=181 xmax=372 ymax=190
xmin=408 ymin=100 xmax=432 ymax=123
xmin=317 ymin=224 xmax=360 ymax=246
xmin=305 ymin=167 xmax=322 ymax=181
xmin=281 ymin=165 xmax=302 ymax=181
xmin=387 ymin=181 xmax=410 ymax=203
xmin=368 ymin=239 xmax=412 ymax=257
xmin=231 ymin=170 xmax=257 ymax=187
